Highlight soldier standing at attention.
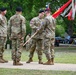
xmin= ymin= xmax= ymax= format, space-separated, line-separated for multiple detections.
xmin=0 ymin=7 xmax=8 ymax=63
xmin=26 ymin=9 xmax=45 ymax=64
xmin=43 ymin=8 xmax=56 ymax=65
xmin=8 ymin=7 xmax=26 ymax=65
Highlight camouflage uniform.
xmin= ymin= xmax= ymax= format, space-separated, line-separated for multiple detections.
xmin=43 ymin=15 xmax=56 ymax=65
xmin=49 ymin=16 xmax=56 ymax=59
xmin=46 ymin=16 xmax=56 ymax=65
xmin=8 ymin=13 xmax=26 ymax=65
xmin=43 ymin=16 xmax=52 ymax=61
xmin=0 ymin=14 xmax=8 ymax=63
xmin=26 ymin=17 xmax=44 ymax=64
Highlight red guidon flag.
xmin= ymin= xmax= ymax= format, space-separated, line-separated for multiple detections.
xmin=66 ymin=9 xmax=73 ymax=20
xmin=52 ymin=0 xmax=72 ymax=18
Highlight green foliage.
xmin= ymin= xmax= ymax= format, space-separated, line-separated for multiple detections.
xmin=26 ymin=21 xmax=31 ymax=35
xmin=30 ymin=5 xmax=37 ymax=18
xmin=55 ymin=25 xmax=65 ymax=37
xmin=0 ymin=0 xmax=76 ymax=35
xmin=0 ymin=68 xmax=76 ymax=75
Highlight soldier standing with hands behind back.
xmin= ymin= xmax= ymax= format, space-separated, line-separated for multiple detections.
xmin=0 ymin=7 xmax=8 ymax=63
xmin=8 ymin=7 xmax=26 ymax=65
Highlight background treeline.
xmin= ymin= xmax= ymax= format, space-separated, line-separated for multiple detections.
xmin=0 ymin=0 xmax=76 ymax=37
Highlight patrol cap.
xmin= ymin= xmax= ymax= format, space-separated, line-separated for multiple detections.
xmin=16 ymin=7 xmax=22 ymax=12
xmin=45 ymin=8 xmax=50 ymax=11
xmin=39 ymin=8 xmax=45 ymax=13
xmin=0 ymin=7 xmax=7 ymax=12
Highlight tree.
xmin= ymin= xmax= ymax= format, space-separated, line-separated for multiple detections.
xmin=50 ymin=0 xmax=75 ymax=36
xmin=55 ymin=25 xmax=65 ymax=37
xmin=0 ymin=0 xmax=76 ymax=36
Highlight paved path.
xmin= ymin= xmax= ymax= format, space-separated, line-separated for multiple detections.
xmin=0 ymin=61 xmax=76 ymax=71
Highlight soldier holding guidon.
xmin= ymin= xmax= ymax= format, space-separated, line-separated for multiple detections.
xmin=26 ymin=9 xmax=45 ymax=64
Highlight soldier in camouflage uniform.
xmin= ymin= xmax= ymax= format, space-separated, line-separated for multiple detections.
xmin=8 ymin=7 xmax=26 ymax=65
xmin=50 ymin=18 xmax=56 ymax=65
xmin=26 ymin=9 xmax=45 ymax=64
xmin=43 ymin=8 xmax=56 ymax=65
xmin=0 ymin=7 xmax=8 ymax=63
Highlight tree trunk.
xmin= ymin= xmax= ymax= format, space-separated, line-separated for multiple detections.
xmin=61 ymin=16 xmax=73 ymax=36
xmin=67 ymin=22 xmax=73 ymax=36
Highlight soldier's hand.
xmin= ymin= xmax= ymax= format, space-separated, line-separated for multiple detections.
xmin=37 ymin=28 xmax=40 ymax=31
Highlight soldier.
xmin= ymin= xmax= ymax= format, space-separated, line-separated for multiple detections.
xmin=26 ymin=9 xmax=45 ymax=64
xmin=0 ymin=7 xmax=8 ymax=63
xmin=43 ymin=8 xmax=56 ymax=65
xmin=8 ymin=7 xmax=26 ymax=65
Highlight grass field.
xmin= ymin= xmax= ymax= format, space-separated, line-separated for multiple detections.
xmin=3 ymin=47 xmax=76 ymax=64
xmin=0 ymin=68 xmax=76 ymax=75
xmin=0 ymin=47 xmax=76 ymax=75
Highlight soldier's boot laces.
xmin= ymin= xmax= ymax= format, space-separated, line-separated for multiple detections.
xmin=38 ymin=59 xmax=43 ymax=64
xmin=51 ymin=58 xmax=54 ymax=65
xmin=43 ymin=59 xmax=52 ymax=65
xmin=13 ymin=61 xmax=23 ymax=65
xmin=26 ymin=58 xmax=33 ymax=63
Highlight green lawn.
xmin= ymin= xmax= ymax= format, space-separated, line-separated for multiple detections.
xmin=4 ymin=47 xmax=76 ymax=64
xmin=0 ymin=47 xmax=76 ymax=75
xmin=0 ymin=68 xmax=76 ymax=75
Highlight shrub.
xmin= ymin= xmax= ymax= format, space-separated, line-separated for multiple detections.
xmin=55 ymin=25 xmax=65 ymax=37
